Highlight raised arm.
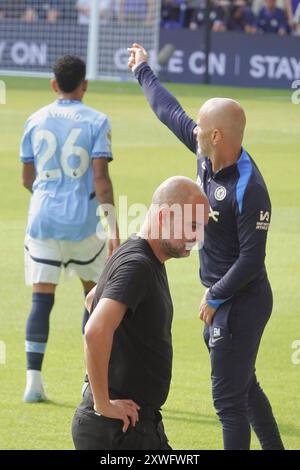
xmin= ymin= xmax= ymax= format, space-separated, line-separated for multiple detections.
xmin=128 ymin=43 xmax=197 ymax=153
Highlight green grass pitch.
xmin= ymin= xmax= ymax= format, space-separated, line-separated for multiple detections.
xmin=0 ymin=76 xmax=299 ymax=450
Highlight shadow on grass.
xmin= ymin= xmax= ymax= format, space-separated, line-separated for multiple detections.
xmin=163 ymin=408 xmax=219 ymax=427
xmin=278 ymin=422 xmax=300 ymax=439
xmin=25 ymin=399 xmax=77 ymax=411
xmin=164 ymin=410 xmax=300 ymax=440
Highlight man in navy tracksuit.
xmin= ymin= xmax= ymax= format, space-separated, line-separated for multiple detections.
xmin=128 ymin=44 xmax=284 ymax=450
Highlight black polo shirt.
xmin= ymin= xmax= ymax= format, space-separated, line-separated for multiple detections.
xmin=91 ymin=236 xmax=173 ymax=410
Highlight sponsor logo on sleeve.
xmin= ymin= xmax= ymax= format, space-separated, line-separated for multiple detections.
xmin=256 ymin=211 xmax=270 ymax=230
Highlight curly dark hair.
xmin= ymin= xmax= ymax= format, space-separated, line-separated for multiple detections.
xmin=53 ymin=55 xmax=86 ymax=93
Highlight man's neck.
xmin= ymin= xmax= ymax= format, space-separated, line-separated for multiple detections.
xmin=57 ymin=93 xmax=82 ymax=101
xmin=211 ymin=147 xmax=242 ymax=173
xmin=138 ymin=226 xmax=169 ymax=264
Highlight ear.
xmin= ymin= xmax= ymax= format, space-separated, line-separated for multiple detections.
xmin=82 ymin=79 xmax=88 ymax=93
xmin=51 ymin=79 xmax=59 ymax=93
xmin=159 ymin=206 xmax=173 ymax=239
xmin=158 ymin=206 xmax=171 ymax=229
xmin=212 ymin=128 xmax=222 ymax=146
xmin=158 ymin=207 xmax=164 ymax=228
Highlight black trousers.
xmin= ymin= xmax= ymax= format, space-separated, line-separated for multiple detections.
xmin=72 ymin=386 xmax=171 ymax=450
xmin=204 ymin=278 xmax=284 ymax=450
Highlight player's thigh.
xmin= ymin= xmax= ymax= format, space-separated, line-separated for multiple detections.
xmin=61 ymin=234 xmax=107 ymax=284
xmin=227 ymin=279 xmax=273 ymax=339
xmin=208 ymin=299 xmax=260 ymax=404
xmin=24 ymin=235 xmax=62 ymax=287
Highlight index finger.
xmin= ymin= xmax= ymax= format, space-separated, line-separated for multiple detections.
xmin=122 ymin=415 xmax=130 ymax=433
xmin=123 ymin=399 xmax=141 ymax=410
xmin=132 ymin=43 xmax=147 ymax=54
xmin=128 ymin=408 xmax=139 ymax=427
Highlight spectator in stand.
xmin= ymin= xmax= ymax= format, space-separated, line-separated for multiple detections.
xmin=183 ymin=0 xmax=204 ymax=27
xmin=257 ymin=0 xmax=289 ymax=34
xmin=62 ymin=0 xmax=78 ymax=22
xmin=76 ymin=0 xmax=112 ymax=25
xmin=227 ymin=0 xmax=257 ymax=32
xmin=161 ymin=0 xmax=186 ymax=29
xmin=118 ymin=0 xmax=155 ymax=26
xmin=284 ymin=0 xmax=300 ymax=34
xmin=188 ymin=0 xmax=226 ymax=31
xmin=0 ymin=0 xmax=26 ymax=19
xmin=0 ymin=0 xmax=5 ymax=19
xmin=22 ymin=0 xmax=61 ymax=22
xmin=252 ymin=0 xmax=285 ymax=14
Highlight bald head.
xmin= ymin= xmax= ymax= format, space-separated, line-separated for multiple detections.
xmin=199 ymin=98 xmax=246 ymax=145
xmin=140 ymin=176 xmax=209 ymax=262
xmin=152 ymin=175 xmax=207 ymax=207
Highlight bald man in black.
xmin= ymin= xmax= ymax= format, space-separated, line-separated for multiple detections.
xmin=72 ymin=176 xmax=209 ymax=450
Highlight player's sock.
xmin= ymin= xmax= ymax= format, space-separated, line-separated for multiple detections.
xmin=26 ymin=369 xmax=43 ymax=388
xmin=82 ymin=291 xmax=90 ymax=334
xmin=25 ymin=292 xmax=54 ymax=371
xmin=24 ymin=370 xmax=48 ymax=403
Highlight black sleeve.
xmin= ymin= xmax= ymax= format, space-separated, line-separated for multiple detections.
xmin=206 ymin=183 xmax=271 ymax=305
xmin=100 ymin=258 xmax=153 ymax=314
xmin=134 ymin=63 xmax=197 ymax=153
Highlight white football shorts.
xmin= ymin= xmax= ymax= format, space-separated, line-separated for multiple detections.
xmin=24 ymin=233 xmax=107 ymax=286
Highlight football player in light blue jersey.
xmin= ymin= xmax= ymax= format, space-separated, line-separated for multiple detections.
xmin=20 ymin=55 xmax=120 ymax=403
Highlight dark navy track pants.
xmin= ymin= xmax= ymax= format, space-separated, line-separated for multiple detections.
xmin=204 ymin=279 xmax=284 ymax=450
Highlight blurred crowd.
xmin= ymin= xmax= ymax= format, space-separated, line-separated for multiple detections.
xmin=0 ymin=0 xmax=299 ymax=35
xmin=161 ymin=0 xmax=300 ymax=35
xmin=0 ymin=1 xmax=156 ymax=24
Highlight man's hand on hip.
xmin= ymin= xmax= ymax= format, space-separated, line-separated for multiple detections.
xmin=94 ymin=399 xmax=141 ymax=433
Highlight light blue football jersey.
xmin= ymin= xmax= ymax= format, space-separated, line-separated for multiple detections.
xmin=20 ymin=99 xmax=113 ymax=241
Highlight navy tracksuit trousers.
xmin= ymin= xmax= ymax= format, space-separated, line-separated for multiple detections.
xmin=204 ymin=278 xmax=284 ymax=450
